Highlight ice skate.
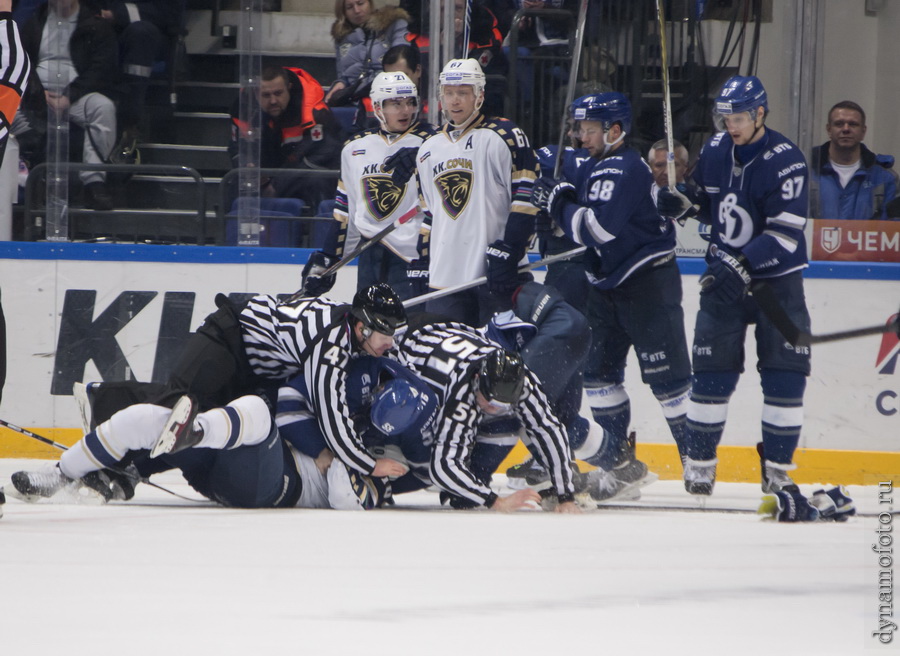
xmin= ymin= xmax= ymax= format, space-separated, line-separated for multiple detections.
xmin=587 ymin=458 xmax=658 ymax=503
xmin=505 ymin=457 xmax=549 ymax=490
xmin=10 ymin=464 xmax=74 ymax=501
xmin=757 ymin=442 xmax=799 ymax=493
xmin=683 ymin=457 xmax=717 ymax=496
xmin=150 ymin=395 xmax=202 ymax=458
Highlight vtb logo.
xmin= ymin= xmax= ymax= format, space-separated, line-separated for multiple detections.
xmin=876 ymin=312 xmax=900 ymax=374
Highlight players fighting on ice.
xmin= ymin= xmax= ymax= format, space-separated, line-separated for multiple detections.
xmin=70 ymin=283 xmax=412 ymax=483
xmin=655 ymin=76 xmax=814 ymax=503
xmin=8 ymin=354 xmax=443 ymax=510
xmin=531 ymin=93 xmax=691 ymax=493
xmin=304 ymin=71 xmax=434 ymax=300
xmin=406 ymin=58 xmax=540 ymax=325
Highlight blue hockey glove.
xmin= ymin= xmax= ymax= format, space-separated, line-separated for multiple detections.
xmin=383 ymin=147 xmax=419 ymax=188
xmin=810 ymin=486 xmax=856 ymax=522
xmin=406 ymin=258 xmax=430 ymax=296
xmin=758 ymin=488 xmax=820 ymax=522
xmin=301 ymin=251 xmax=339 ymax=296
xmin=699 ymin=247 xmax=751 ymax=303
xmin=656 ymin=185 xmax=699 ymax=225
xmin=531 ymin=177 xmax=577 ymax=222
xmin=485 ymin=239 xmax=521 ymax=294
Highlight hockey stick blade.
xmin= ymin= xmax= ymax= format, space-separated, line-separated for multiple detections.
xmin=403 ymin=246 xmax=587 ymax=308
xmin=0 ymin=418 xmax=203 ymax=502
xmin=752 ymin=281 xmax=900 ymax=347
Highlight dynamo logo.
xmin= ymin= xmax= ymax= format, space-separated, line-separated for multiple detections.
xmin=876 ymin=313 xmax=900 ymax=374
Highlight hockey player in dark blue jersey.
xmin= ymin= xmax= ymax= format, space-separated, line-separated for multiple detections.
xmin=276 ymin=354 xmax=440 ymax=499
xmin=534 ymin=123 xmax=592 ymax=311
xmin=531 ymin=93 xmax=692 ymax=493
xmin=657 ymin=75 xmax=812 ymax=497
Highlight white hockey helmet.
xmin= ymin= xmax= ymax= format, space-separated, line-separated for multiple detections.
xmin=438 ymin=58 xmax=486 ymax=97
xmin=370 ymin=71 xmax=419 ymax=131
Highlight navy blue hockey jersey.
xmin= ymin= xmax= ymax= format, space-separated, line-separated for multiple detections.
xmin=693 ymin=128 xmax=809 ymax=277
xmin=555 ymin=146 xmax=675 ymax=289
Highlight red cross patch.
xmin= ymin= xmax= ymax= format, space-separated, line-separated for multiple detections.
xmin=310 ymin=124 xmax=323 ymax=141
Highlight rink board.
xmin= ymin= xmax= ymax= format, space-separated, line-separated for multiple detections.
xmin=0 ymin=242 xmax=897 ymax=484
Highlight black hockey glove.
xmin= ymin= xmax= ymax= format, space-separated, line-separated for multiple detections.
xmin=406 ymin=258 xmax=430 ymax=297
xmin=383 ymin=147 xmax=419 ymax=188
xmin=301 ymin=251 xmax=339 ymax=296
xmin=759 ymin=488 xmax=820 ymax=522
xmin=699 ymin=247 xmax=751 ymax=304
xmin=657 ymin=185 xmax=699 ymax=225
xmin=533 ymin=178 xmax=577 ymax=223
xmin=485 ymin=239 xmax=520 ymax=294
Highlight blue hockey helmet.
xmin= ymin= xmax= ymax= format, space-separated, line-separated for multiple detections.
xmin=370 ymin=378 xmax=438 ymax=436
xmin=570 ymin=92 xmax=632 ymax=135
xmin=714 ymin=75 xmax=768 ymax=129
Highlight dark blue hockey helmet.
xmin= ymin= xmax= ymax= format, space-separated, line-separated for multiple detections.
xmin=478 ymin=349 xmax=526 ymax=405
xmin=370 ymin=378 xmax=438 ymax=436
xmin=351 ymin=283 xmax=407 ymax=336
xmin=570 ymin=92 xmax=632 ymax=135
xmin=714 ymin=75 xmax=768 ymax=120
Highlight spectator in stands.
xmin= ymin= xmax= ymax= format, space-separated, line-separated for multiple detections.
xmin=647 ymin=138 xmax=691 ymax=199
xmin=405 ymin=0 xmax=508 ymax=117
xmin=98 ymin=0 xmax=183 ymax=158
xmin=481 ymin=0 xmax=518 ymax=39
xmin=229 ymin=65 xmax=344 ymax=211
xmin=19 ymin=0 xmax=121 ymax=210
xmin=382 ymin=43 xmax=422 ymax=89
xmin=512 ymin=0 xmax=570 ymax=48
xmin=324 ymin=0 xmax=410 ymax=107
xmin=810 ymin=100 xmax=898 ymax=221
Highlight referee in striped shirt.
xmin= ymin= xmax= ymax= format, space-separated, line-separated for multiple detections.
xmin=0 ymin=0 xmax=30 ymax=407
xmin=397 ymin=317 xmax=580 ymax=513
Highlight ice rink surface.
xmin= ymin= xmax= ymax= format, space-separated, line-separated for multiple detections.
xmin=0 ymin=458 xmax=895 ymax=656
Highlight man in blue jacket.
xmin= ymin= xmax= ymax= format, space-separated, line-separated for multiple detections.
xmin=810 ymin=100 xmax=898 ymax=221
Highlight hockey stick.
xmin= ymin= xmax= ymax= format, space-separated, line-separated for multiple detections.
xmin=0 ymin=418 xmax=202 ymax=502
xmin=403 ymin=246 xmax=587 ymax=308
xmin=461 ymin=0 xmax=471 ymax=59
xmin=553 ymin=0 xmax=589 ymax=179
xmin=288 ymin=204 xmax=420 ymax=303
xmin=750 ymin=281 xmax=900 ymax=347
xmin=655 ymin=0 xmax=677 ymax=190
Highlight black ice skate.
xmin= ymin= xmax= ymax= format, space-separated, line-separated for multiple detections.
xmin=683 ymin=457 xmax=717 ymax=496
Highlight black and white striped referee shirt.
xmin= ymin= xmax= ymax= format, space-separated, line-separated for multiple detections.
xmin=397 ymin=320 xmax=576 ymax=506
xmin=0 ymin=12 xmax=30 ymax=166
xmin=239 ymin=295 xmax=377 ymax=474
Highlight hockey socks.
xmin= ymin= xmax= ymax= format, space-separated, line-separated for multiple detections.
xmin=683 ymin=371 xmax=739 ymax=461
xmin=60 ymin=396 xmax=272 ymax=480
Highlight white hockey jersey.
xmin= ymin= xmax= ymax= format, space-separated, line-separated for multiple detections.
xmin=415 ymin=115 xmax=539 ymax=289
xmin=332 ymin=124 xmax=433 ymax=262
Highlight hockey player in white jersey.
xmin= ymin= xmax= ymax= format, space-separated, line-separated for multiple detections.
xmin=304 ymin=72 xmax=434 ymax=300
xmin=409 ymin=58 xmax=540 ymax=325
